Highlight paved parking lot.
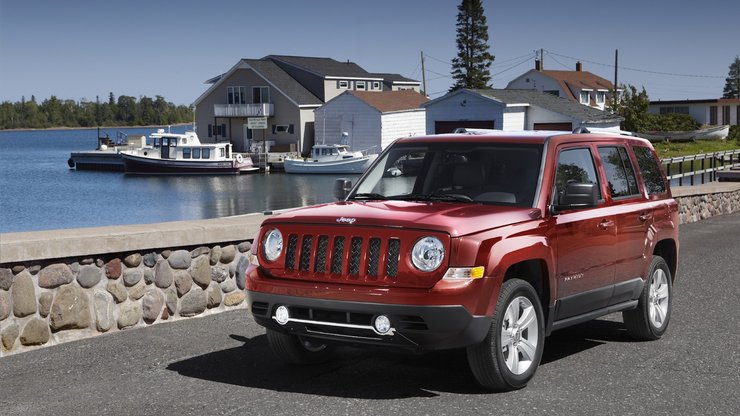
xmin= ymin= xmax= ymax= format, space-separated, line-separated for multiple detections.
xmin=1 ymin=213 xmax=739 ymax=415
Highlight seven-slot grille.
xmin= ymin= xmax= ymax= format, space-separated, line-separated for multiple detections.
xmin=284 ymin=233 xmax=400 ymax=280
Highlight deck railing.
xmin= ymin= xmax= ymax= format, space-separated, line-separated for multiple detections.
xmin=214 ymin=103 xmax=274 ymax=117
xmin=661 ymin=149 xmax=740 ymax=186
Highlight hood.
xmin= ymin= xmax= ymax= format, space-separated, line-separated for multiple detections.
xmin=262 ymin=201 xmax=540 ymax=237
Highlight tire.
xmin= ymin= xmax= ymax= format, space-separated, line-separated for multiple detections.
xmin=466 ymin=278 xmax=545 ymax=391
xmin=623 ymin=255 xmax=672 ymax=341
xmin=266 ymin=329 xmax=335 ymax=365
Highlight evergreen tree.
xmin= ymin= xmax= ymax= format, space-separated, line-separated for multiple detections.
xmin=722 ymin=56 xmax=740 ymax=99
xmin=450 ymin=0 xmax=495 ymax=91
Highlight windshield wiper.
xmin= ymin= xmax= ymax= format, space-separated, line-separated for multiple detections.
xmin=350 ymin=193 xmax=387 ymax=200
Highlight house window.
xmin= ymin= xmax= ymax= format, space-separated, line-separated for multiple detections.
xmin=372 ymin=81 xmax=381 ymax=90
xmin=338 ymin=80 xmax=349 ymax=89
xmin=183 ymin=148 xmax=191 ymax=159
xmin=580 ymin=91 xmax=591 ymax=104
xmin=709 ymin=106 xmax=718 ymax=125
xmin=596 ymin=91 xmax=606 ymax=104
xmin=227 ymin=86 xmax=247 ymax=104
xmin=208 ymin=124 xmax=226 ymax=138
xmin=722 ymin=105 xmax=731 ymax=124
xmin=272 ymin=124 xmax=294 ymax=134
xmin=356 ymin=81 xmax=366 ymax=90
xmin=252 ymin=87 xmax=269 ymax=104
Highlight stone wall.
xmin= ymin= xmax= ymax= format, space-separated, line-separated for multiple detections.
xmin=0 ymin=241 xmax=252 ymax=356
xmin=673 ymin=184 xmax=740 ymax=224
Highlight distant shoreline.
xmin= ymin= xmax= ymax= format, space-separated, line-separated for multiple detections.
xmin=0 ymin=122 xmax=193 ymax=133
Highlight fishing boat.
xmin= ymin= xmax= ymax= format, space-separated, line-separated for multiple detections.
xmin=283 ymin=143 xmax=377 ymax=174
xmin=639 ymin=125 xmax=730 ymax=142
xmin=68 ymin=129 xmax=147 ymax=171
xmin=120 ymin=130 xmax=258 ymax=175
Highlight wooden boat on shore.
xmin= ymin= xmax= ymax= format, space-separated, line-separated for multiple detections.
xmin=639 ymin=125 xmax=730 ymax=143
xmin=283 ymin=144 xmax=377 ymax=174
xmin=120 ymin=130 xmax=258 ymax=175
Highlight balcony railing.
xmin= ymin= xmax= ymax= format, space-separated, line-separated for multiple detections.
xmin=214 ymin=103 xmax=274 ymax=117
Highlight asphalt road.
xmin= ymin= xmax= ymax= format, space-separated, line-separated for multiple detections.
xmin=1 ymin=213 xmax=739 ymax=416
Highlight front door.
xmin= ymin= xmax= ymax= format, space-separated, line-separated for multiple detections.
xmin=161 ymin=138 xmax=170 ymax=159
xmin=553 ymin=145 xmax=617 ymax=320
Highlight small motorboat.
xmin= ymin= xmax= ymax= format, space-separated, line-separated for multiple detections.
xmin=120 ymin=130 xmax=258 ymax=175
xmin=283 ymin=144 xmax=377 ymax=174
xmin=68 ymin=129 xmax=147 ymax=171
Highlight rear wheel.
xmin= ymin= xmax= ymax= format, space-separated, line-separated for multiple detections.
xmin=266 ymin=329 xmax=335 ymax=364
xmin=623 ymin=255 xmax=672 ymax=340
xmin=466 ymin=278 xmax=545 ymax=391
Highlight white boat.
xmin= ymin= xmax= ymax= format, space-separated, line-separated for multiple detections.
xmin=68 ymin=130 xmax=147 ymax=171
xmin=639 ymin=125 xmax=730 ymax=142
xmin=120 ymin=130 xmax=258 ymax=175
xmin=283 ymin=144 xmax=377 ymax=174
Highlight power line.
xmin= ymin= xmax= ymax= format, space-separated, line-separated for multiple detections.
xmin=492 ymin=55 xmax=534 ymax=77
xmin=544 ymin=49 xmax=724 ymax=79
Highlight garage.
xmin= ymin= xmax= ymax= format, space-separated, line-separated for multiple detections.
xmin=533 ymin=122 xmax=572 ymax=131
xmin=434 ymin=120 xmax=494 ymax=134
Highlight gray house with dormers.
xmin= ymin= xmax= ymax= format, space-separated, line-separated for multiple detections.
xmin=193 ymin=55 xmax=421 ymax=154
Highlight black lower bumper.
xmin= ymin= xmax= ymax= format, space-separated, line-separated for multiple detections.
xmin=246 ymin=291 xmax=492 ymax=352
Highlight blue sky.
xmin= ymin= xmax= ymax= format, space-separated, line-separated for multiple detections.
xmin=1 ymin=0 xmax=738 ymax=105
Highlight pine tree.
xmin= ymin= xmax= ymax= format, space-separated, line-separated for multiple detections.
xmin=450 ymin=0 xmax=495 ymax=91
xmin=722 ymin=56 xmax=740 ymax=99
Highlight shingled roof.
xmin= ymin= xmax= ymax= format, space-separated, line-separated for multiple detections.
xmin=347 ymin=90 xmax=428 ymax=113
xmin=266 ymin=55 xmax=379 ymax=79
xmin=242 ymin=59 xmax=322 ymax=106
xmin=470 ymin=89 xmax=623 ymax=123
xmin=529 ymin=70 xmax=614 ymax=102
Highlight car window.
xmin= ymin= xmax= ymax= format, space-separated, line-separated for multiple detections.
xmin=632 ymin=145 xmax=667 ymax=195
xmin=598 ymin=146 xmax=640 ymax=198
xmin=555 ymin=147 xmax=601 ymax=202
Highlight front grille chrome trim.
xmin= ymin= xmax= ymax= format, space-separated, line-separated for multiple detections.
xmin=272 ymin=314 xmax=396 ymax=336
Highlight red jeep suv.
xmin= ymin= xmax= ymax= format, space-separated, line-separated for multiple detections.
xmin=245 ymin=130 xmax=678 ymax=391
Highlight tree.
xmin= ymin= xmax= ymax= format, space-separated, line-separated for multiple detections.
xmin=722 ymin=56 xmax=740 ymax=99
xmin=450 ymin=0 xmax=495 ymax=91
xmin=611 ymin=84 xmax=699 ymax=133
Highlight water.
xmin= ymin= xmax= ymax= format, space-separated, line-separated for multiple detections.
xmin=0 ymin=127 xmax=358 ymax=233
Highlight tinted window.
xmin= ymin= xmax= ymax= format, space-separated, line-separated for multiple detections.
xmin=183 ymin=148 xmax=191 ymax=159
xmin=202 ymin=148 xmax=211 ymax=159
xmin=598 ymin=146 xmax=640 ymax=198
xmin=632 ymin=146 xmax=667 ymax=194
xmin=555 ymin=147 xmax=601 ymax=202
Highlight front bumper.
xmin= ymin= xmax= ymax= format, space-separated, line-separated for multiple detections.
xmin=246 ymin=290 xmax=492 ymax=352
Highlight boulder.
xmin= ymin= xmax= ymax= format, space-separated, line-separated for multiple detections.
xmin=20 ymin=319 xmax=50 ymax=346
xmin=180 ymin=288 xmax=206 ymax=317
xmin=77 ymin=265 xmax=102 ymax=288
xmin=38 ymin=264 xmax=73 ymax=288
xmin=93 ymin=290 xmax=115 ymax=332
xmin=142 ymin=289 xmax=164 ymax=324
xmin=167 ymin=250 xmax=191 ymax=269
xmin=12 ymin=271 xmax=36 ymax=317
xmin=50 ymin=285 xmax=90 ymax=331
xmin=190 ymin=256 xmax=211 ymax=289
xmin=154 ymin=260 xmax=174 ymax=288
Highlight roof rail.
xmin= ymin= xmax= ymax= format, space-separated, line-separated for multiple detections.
xmin=572 ymin=126 xmax=590 ymax=134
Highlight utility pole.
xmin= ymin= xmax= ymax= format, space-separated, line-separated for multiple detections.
xmin=420 ymin=51 xmax=427 ymax=97
xmin=614 ymin=49 xmax=619 ymax=102
xmin=540 ymin=48 xmax=544 ymax=69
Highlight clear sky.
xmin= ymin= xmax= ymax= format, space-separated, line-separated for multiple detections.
xmin=1 ymin=0 xmax=738 ymax=105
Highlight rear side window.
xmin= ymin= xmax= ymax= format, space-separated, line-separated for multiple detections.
xmin=598 ymin=146 xmax=640 ymax=198
xmin=632 ymin=145 xmax=667 ymax=195
xmin=555 ymin=147 xmax=601 ymax=201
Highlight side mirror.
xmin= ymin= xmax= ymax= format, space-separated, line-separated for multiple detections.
xmin=334 ymin=178 xmax=352 ymax=200
xmin=555 ymin=182 xmax=599 ymax=210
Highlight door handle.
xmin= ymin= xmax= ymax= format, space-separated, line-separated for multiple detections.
xmin=598 ymin=219 xmax=614 ymax=230
xmin=639 ymin=212 xmax=652 ymax=222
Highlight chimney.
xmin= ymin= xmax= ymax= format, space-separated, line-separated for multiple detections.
xmin=535 ymin=59 xmax=541 ymax=71
xmin=576 ymin=61 xmax=583 ymax=72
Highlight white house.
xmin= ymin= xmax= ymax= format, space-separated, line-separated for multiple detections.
xmin=315 ymin=90 xmax=428 ymax=152
xmin=507 ymin=61 xmax=617 ymax=110
xmin=423 ymin=89 xmax=623 ymax=134
xmin=649 ymin=98 xmax=740 ymax=126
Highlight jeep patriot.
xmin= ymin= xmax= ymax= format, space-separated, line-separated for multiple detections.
xmin=245 ymin=130 xmax=679 ymax=391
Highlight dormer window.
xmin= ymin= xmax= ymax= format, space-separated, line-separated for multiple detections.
xmin=356 ymin=81 xmax=366 ymax=90
xmin=596 ymin=91 xmax=606 ymax=104
xmin=580 ymin=90 xmax=591 ymax=104
xmin=338 ymin=80 xmax=349 ymax=89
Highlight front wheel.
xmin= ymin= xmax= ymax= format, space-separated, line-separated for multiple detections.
xmin=266 ymin=329 xmax=335 ymax=365
xmin=623 ymin=255 xmax=673 ymax=340
xmin=466 ymin=278 xmax=545 ymax=391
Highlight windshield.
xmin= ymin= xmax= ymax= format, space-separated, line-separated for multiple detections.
xmin=351 ymin=142 xmax=544 ymax=207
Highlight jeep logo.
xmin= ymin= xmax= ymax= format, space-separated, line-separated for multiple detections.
xmin=336 ymin=217 xmax=356 ymax=224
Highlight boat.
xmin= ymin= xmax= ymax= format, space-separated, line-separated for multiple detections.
xmin=120 ymin=130 xmax=258 ymax=175
xmin=639 ymin=125 xmax=730 ymax=143
xmin=283 ymin=144 xmax=377 ymax=174
xmin=68 ymin=130 xmax=147 ymax=171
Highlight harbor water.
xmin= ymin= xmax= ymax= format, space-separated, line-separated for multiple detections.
xmin=0 ymin=127 xmax=359 ymax=233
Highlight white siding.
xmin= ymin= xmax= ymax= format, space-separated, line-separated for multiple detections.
xmin=508 ymin=70 xmax=565 ymax=97
xmin=425 ymin=91 xmax=504 ymax=133
xmin=380 ymin=110 xmax=426 ymax=150
xmin=502 ymin=107 xmax=526 ymax=131
xmin=526 ymin=105 xmax=576 ymax=129
xmin=315 ymin=94 xmax=381 ymax=152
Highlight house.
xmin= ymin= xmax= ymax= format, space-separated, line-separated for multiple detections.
xmin=649 ymin=98 xmax=740 ymax=126
xmin=423 ymin=89 xmax=623 ymax=134
xmin=506 ymin=61 xmax=618 ymax=110
xmin=192 ymin=55 xmax=421 ymax=154
xmin=315 ymin=90 xmax=428 ymax=152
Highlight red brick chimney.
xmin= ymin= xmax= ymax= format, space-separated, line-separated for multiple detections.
xmin=576 ymin=61 xmax=583 ymax=72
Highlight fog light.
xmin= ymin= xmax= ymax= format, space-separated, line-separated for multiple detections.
xmin=373 ymin=315 xmax=392 ymax=334
xmin=274 ymin=305 xmax=290 ymax=325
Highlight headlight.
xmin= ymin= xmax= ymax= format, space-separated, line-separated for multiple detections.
xmin=411 ymin=236 xmax=445 ymax=272
xmin=262 ymin=229 xmax=283 ymax=262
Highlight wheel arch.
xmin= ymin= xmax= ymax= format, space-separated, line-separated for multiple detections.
xmin=503 ymin=259 xmax=550 ymax=324
xmin=653 ymin=239 xmax=677 ymax=281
